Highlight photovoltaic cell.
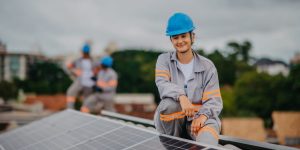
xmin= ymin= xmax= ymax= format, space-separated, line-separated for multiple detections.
xmin=0 ymin=110 xmax=223 ymax=150
xmin=128 ymin=136 xmax=206 ymax=150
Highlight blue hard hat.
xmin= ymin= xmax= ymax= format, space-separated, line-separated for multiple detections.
xmin=82 ymin=44 xmax=90 ymax=53
xmin=166 ymin=12 xmax=195 ymax=36
xmin=100 ymin=56 xmax=113 ymax=67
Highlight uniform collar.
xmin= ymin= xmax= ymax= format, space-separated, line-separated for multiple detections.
xmin=171 ymin=50 xmax=205 ymax=73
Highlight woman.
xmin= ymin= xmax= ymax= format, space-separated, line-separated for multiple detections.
xmin=154 ymin=12 xmax=223 ymax=145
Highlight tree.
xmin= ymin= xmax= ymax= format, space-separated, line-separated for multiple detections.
xmin=234 ymin=71 xmax=274 ymax=120
xmin=15 ymin=61 xmax=72 ymax=94
xmin=240 ymin=41 xmax=252 ymax=63
xmin=207 ymin=50 xmax=236 ymax=85
xmin=275 ymin=64 xmax=300 ymax=110
xmin=220 ymin=86 xmax=236 ymax=117
xmin=226 ymin=41 xmax=255 ymax=80
xmin=227 ymin=40 xmax=252 ymax=63
xmin=111 ymin=50 xmax=161 ymax=104
xmin=0 ymin=81 xmax=18 ymax=101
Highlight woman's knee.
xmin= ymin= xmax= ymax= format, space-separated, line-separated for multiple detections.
xmin=157 ymin=98 xmax=181 ymax=115
xmin=196 ymin=123 xmax=220 ymax=145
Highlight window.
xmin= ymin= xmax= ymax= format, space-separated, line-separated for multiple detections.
xmin=9 ymin=55 xmax=20 ymax=78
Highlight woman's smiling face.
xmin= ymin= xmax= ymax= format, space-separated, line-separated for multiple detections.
xmin=170 ymin=32 xmax=194 ymax=53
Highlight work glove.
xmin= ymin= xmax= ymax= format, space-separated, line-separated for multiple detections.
xmin=91 ymin=76 xmax=97 ymax=81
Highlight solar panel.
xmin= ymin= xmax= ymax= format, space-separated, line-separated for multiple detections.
xmin=0 ymin=110 xmax=224 ymax=150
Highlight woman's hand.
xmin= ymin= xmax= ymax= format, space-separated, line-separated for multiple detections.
xmin=179 ymin=95 xmax=195 ymax=117
xmin=191 ymin=114 xmax=208 ymax=135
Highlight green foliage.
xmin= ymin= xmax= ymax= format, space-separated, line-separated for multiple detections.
xmin=220 ymin=86 xmax=236 ymax=117
xmin=275 ymin=64 xmax=300 ymax=110
xmin=227 ymin=40 xmax=252 ymax=63
xmin=111 ymin=50 xmax=161 ymax=104
xmin=235 ymin=60 xmax=255 ymax=78
xmin=207 ymin=50 xmax=236 ymax=85
xmin=233 ymin=68 xmax=300 ymax=127
xmin=14 ymin=61 xmax=72 ymax=94
xmin=234 ymin=71 xmax=274 ymax=119
xmin=0 ymin=80 xmax=18 ymax=101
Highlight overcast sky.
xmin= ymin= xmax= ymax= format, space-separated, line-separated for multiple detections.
xmin=0 ymin=0 xmax=299 ymax=62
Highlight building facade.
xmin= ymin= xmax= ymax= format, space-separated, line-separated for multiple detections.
xmin=0 ymin=42 xmax=46 ymax=81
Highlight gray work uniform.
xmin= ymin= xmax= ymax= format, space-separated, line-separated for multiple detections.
xmin=66 ymin=58 xmax=96 ymax=108
xmin=82 ymin=68 xmax=118 ymax=113
xmin=154 ymin=51 xmax=223 ymax=145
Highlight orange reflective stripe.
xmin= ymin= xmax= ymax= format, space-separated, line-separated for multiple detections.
xmin=202 ymin=93 xmax=221 ymax=101
xmin=160 ymin=114 xmax=185 ymax=119
xmin=160 ymin=113 xmax=185 ymax=121
xmin=80 ymin=106 xmax=90 ymax=113
xmin=155 ymin=73 xmax=170 ymax=80
xmin=74 ymin=69 xmax=82 ymax=76
xmin=160 ymin=114 xmax=185 ymax=120
xmin=160 ymin=111 xmax=185 ymax=122
xmin=155 ymin=70 xmax=170 ymax=80
xmin=97 ymin=80 xmax=117 ymax=88
xmin=203 ymin=89 xmax=220 ymax=97
xmin=192 ymin=103 xmax=202 ymax=106
xmin=202 ymin=89 xmax=221 ymax=101
xmin=160 ymin=114 xmax=185 ymax=122
xmin=192 ymin=104 xmax=202 ymax=112
xmin=97 ymin=80 xmax=106 ymax=88
xmin=160 ymin=111 xmax=184 ymax=117
xmin=66 ymin=96 xmax=76 ymax=102
xmin=160 ymin=104 xmax=203 ymax=122
xmin=66 ymin=62 xmax=74 ymax=69
xmin=198 ymin=126 xmax=219 ymax=140
xmin=108 ymin=80 xmax=118 ymax=87
xmin=155 ymin=70 xmax=170 ymax=76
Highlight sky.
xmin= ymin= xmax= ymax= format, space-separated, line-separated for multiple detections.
xmin=0 ymin=0 xmax=299 ymax=62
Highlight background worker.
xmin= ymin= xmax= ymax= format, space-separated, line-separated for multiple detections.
xmin=66 ymin=43 xmax=96 ymax=109
xmin=80 ymin=56 xmax=118 ymax=114
xmin=154 ymin=12 xmax=223 ymax=146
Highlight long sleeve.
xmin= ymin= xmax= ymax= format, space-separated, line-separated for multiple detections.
xmin=155 ymin=54 xmax=185 ymax=101
xmin=195 ymin=67 xmax=223 ymax=119
xmin=97 ymin=71 xmax=118 ymax=92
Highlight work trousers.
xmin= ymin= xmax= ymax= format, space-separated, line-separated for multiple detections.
xmin=66 ymin=79 xmax=93 ymax=109
xmin=154 ymin=98 xmax=220 ymax=146
xmin=82 ymin=93 xmax=115 ymax=113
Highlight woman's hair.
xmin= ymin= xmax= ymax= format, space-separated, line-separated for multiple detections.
xmin=169 ymin=31 xmax=195 ymax=45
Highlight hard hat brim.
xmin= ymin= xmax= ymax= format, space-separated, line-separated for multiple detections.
xmin=166 ymin=27 xmax=195 ymax=36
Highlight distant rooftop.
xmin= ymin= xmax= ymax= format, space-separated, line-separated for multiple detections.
xmin=254 ymin=58 xmax=289 ymax=67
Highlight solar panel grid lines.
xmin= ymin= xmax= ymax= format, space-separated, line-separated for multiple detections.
xmin=125 ymin=132 xmax=227 ymax=150
xmin=0 ymin=110 xmax=93 ymax=150
xmin=64 ymin=125 xmax=125 ymax=150
xmin=66 ymin=125 xmax=158 ymax=150
xmin=94 ymin=112 xmax=224 ymax=150
xmin=159 ymin=135 xmax=216 ymax=150
xmin=0 ymin=120 xmax=60 ymax=149
xmin=122 ymin=135 xmax=158 ymax=150
xmin=21 ymin=116 xmax=124 ymax=150
xmin=18 ymin=113 xmax=101 ymax=150
xmin=0 ymin=117 xmax=45 ymax=140
xmin=127 ymin=135 xmax=204 ymax=150
xmin=0 ymin=110 xmax=225 ymax=150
